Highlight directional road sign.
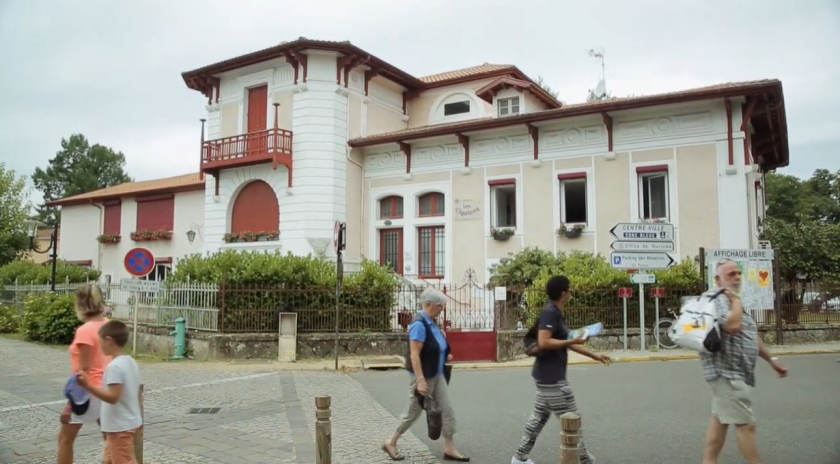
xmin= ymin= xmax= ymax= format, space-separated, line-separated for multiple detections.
xmin=611 ymin=241 xmax=674 ymax=252
xmin=120 ymin=278 xmax=160 ymax=293
xmin=610 ymin=252 xmax=675 ymax=270
xmin=124 ymin=248 xmax=154 ymax=278
xmin=631 ymin=273 xmax=656 ymax=284
xmin=610 ymin=223 xmax=674 ymax=242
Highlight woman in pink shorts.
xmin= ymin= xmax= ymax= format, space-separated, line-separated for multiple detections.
xmin=58 ymin=284 xmax=112 ymax=464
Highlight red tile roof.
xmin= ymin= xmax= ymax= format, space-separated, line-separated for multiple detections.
xmin=49 ymin=173 xmax=204 ymax=207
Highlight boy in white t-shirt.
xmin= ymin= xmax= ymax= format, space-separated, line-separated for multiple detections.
xmin=78 ymin=320 xmax=143 ymax=464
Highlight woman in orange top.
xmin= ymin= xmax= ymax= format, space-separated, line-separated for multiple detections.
xmin=58 ymin=284 xmax=112 ymax=464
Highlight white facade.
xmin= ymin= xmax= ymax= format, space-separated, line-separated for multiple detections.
xmin=58 ymin=191 xmax=204 ymax=282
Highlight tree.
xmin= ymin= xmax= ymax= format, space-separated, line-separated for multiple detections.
xmin=765 ymin=169 xmax=840 ymax=224
xmin=0 ymin=163 xmax=31 ymax=266
xmin=32 ymin=134 xmax=133 ymax=225
xmin=534 ymin=76 xmax=560 ymax=100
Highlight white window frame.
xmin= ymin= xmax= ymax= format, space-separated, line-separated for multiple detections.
xmin=553 ymin=167 xmax=596 ymax=233
xmin=497 ymin=96 xmax=521 ymax=117
xmin=236 ymin=69 xmax=275 ymax=135
xmin=369 ymin=182 xmax=451 ymax=282
xmin=638 ymin=172 xmax=670 ymax=220
xmin=141 ymin=263 xmax=171 ymax=282
xmin=628 ymin=159 xmax=678 ymax=226
xmin=443 ymin=100 xmax=471 ymax=117
xmin=485 ymin=174 xmax=524 ymax=236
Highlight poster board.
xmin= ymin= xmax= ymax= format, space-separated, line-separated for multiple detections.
xmin=704 ymin=248 xmax=774 ymax=311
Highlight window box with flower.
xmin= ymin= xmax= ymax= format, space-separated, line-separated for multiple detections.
xmin=223 ymin=230 xmax=280 ymax=243
xmin=490 ymin=227 xmax=515 ymax=241
xmin=130 ymin=230 xmax=173 ymax=242
xmin=97 ymin=234 xmax=121 ymax=244
xmin=557 ymin=223 xmax=585 ymax=239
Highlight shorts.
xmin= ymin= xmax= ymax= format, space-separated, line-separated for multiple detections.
xmin=103 ymin=430 xmax=137 ymax=464
xmin=70 ymin=397 xmax=102 ymax=425
xmin=708 ymin=376 xmax=755 ymax=425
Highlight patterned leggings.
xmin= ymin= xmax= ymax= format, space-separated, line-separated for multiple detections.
xmin=515 ymin=380 xmax=592 ymax=463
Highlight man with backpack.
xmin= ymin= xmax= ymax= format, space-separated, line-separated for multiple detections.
xmin=511 ymin=275 xmax=609 ymax=464
xmin=699 ymin=260 xmax=788 ymax=464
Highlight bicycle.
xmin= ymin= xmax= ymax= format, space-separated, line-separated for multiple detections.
xmin=654 ymin=308 xmax=679 ymax=350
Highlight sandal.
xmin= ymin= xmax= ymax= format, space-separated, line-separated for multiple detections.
xmin=382 ymin=443 xmax=405 ymax=461
xmin=443 ymin=452 xmax=471 ymax=462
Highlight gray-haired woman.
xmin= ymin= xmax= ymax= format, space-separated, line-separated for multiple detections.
xmin=382 ymin=288 xmax=470 ymax=462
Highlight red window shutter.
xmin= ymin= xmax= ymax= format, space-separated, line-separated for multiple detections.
xmin=636 ymin=164 xmax=668 ymax=174
xmin=136 ymin=196 xmax=175 ymax=231
xmin=231 ymin=181 xmax=279 ymax=233
xmin=103 ymin=203 xmax=121 ymax=235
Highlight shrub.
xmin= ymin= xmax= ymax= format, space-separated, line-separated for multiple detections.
xmin=0 ymin=303 xmax=20 ymax=334
xmin=0 ymin=260 xmax=100 ymax=286
xmin=506 ymin=250 xmax=704 ymax=329
xmin=20 ymin=293 xmax=81 ymax=344
xmin=168 ymin=250 xmax=400 ymax=332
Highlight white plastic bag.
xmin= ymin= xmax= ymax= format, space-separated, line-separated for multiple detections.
xmin=667 ymin=293 xmax=721 ymax=353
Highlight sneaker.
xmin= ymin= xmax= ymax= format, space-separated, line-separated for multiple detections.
xmin=510 ymin=457 xmax=535 ymax=464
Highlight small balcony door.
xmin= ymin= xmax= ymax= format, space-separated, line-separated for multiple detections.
xmin=246 ymin=85 xmax=268 ymax=156
xmin=379 ymin=228 xmax=403 ymax=275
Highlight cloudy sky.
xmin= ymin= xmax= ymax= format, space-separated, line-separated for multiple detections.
xmin=1 ymin=0 xmax=838 ymax=204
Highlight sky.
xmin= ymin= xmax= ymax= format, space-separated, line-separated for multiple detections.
xmin=1 ymin=0 xmax=838 ymax=207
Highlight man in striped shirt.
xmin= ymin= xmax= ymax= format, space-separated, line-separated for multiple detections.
xmin=511 ymin=275 xmax=609 ymax=464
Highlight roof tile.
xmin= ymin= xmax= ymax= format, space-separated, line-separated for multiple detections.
xmin=419 ymin=64 xmax=515 ymax=83
xmin=51 ymin=173 xmax=204 ymax=206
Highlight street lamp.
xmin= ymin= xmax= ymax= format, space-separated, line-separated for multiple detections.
xmin=186 ymin=223 xmax=202 ymax=244
xmin=24 ymin=219 xmax=59 ymax=292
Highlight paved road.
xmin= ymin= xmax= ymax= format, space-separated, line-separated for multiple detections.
xmin=354 ymin=355 xmax=840 ymax=464
xmin=0 ymin=337 xmax=434 ymax=464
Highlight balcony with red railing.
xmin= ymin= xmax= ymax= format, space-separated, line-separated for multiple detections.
xmin=199 ymin=103 xmax=294 ymax=187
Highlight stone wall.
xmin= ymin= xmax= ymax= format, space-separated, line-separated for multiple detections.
xmin=129 ymin=322 xmax=840 ymax=362
xmin=128 ymin=323 xmax=407 ymax=361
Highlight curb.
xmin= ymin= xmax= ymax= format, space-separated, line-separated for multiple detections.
xmin=450 ymin=348 xmax=840 ymax=370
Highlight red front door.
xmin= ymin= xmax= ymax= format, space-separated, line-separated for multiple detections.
xmin=246 ymin=85 xmax=268 ymax=156
xmin=379 ymin=228 xmax=403 ymax=274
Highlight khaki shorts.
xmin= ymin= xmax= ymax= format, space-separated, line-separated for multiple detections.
xmin=103 ymin=430 xmax=136 ymax=464
xmin=708 ymin=376 xmax=755 ymax=425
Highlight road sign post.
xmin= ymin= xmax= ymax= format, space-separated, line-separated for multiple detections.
xmin=618 ymin=287 xmax=632 ymax=350
xmin=610 ymin=222 xmax=674 ymax=352
xmin=123 ymin=248 xmax=155 ymax=356
xmin=651 ymin=287 xmax=665 ymax=344
xmin=333 ymin=221 xmax=346 ymax=371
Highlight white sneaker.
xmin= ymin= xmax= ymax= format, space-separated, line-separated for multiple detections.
xmin=511 ymin=457 xmax=536 ymax=464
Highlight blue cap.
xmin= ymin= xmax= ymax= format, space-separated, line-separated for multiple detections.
xmin=64 ymin=374 xmax=90 ymax=416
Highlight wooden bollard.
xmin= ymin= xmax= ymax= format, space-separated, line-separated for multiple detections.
xmin=315 ymin=396 xmax=332 ymax=464
xmin=559 ymin=412 xmax=582 ymax=464
xmin=134 ymin=384 xmax=144 ymax=464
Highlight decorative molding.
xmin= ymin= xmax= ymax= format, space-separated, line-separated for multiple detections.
xmin=335 ymin=87 xmax=350 ymax=96
xmin=364 ymin=151 xmax=403 ymax=171
xmin=412 ymin=144 xmax=461 ymax=166
xmin=473 ymin=135 xmax=531 ymax=157
xmin=541 ymin=125 xmax=603 ymax=149
xmin=293 ymin=84 xmax=309 ymax=94
xmin=273 ymin=65 xmax=293 ymax=85
xmin=615 ymin=111 xmax=713 ymax=142
xmin=205 ymin=104 xmax=220 ymax=113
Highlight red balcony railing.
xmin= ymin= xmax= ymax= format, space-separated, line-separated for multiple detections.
xmin=201 ymin=128 xmax=292 ymax=172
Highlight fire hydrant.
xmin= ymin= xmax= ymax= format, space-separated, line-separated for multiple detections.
xmin=170 ymin=317 xmax=187 ymax=359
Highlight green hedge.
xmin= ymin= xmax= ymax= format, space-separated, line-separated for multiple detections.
xmin=0 ymin=260 xmax=101 ymax=286
xmin=19 ymin=293 xmax=81 ymax=344
xmin=490 ymin=249 xmax=704 ymax=329
xmin=169 ymin=250 xmax=400 ymax=332
xmin=0 ymin=304 xmax=19 ymax=334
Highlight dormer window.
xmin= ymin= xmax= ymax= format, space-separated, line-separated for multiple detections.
xmin=497 ymin=97 xmax=520 ymax=117
xmin=444 ymin=100 xmax=471 ymax=116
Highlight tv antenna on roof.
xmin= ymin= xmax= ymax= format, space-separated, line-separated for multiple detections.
xmin=587 ymin=47 xmax=608 ymax=101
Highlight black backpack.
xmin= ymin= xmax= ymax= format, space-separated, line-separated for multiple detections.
xmin=523 ymin=312 xmax=561 ymax=357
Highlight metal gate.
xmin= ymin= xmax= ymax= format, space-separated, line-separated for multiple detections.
xmin=440 ymin=273 xmax=497 ymax=363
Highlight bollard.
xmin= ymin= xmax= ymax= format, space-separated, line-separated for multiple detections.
xmin=170 ymin=317 xmax=187 ymax=359
xmin=315 ymin=396 xmax=332 ymax=464
xmin=134 ymin=384 xmax=144 ymax=464
xmin=559 ymin=412 xmax=582 ymax=464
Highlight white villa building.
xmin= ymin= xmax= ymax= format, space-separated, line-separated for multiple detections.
xmin=51 ymin=38 xmax=789 ymax=287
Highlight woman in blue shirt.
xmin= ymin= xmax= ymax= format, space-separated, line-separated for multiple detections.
xmin=382 ymin=288 xmax=469 ymax=462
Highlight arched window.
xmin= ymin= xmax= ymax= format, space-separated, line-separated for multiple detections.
xmin=379 ymin=195 xmax=403 ymax=219
xmin=230 ymin=180 xmax=279 ymax=233
xmin=418 ymin=192 xmax=445 ymax=217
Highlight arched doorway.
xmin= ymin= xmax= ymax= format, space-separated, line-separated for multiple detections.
xmin=230 ymin=180 xmax=279 ymax=233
